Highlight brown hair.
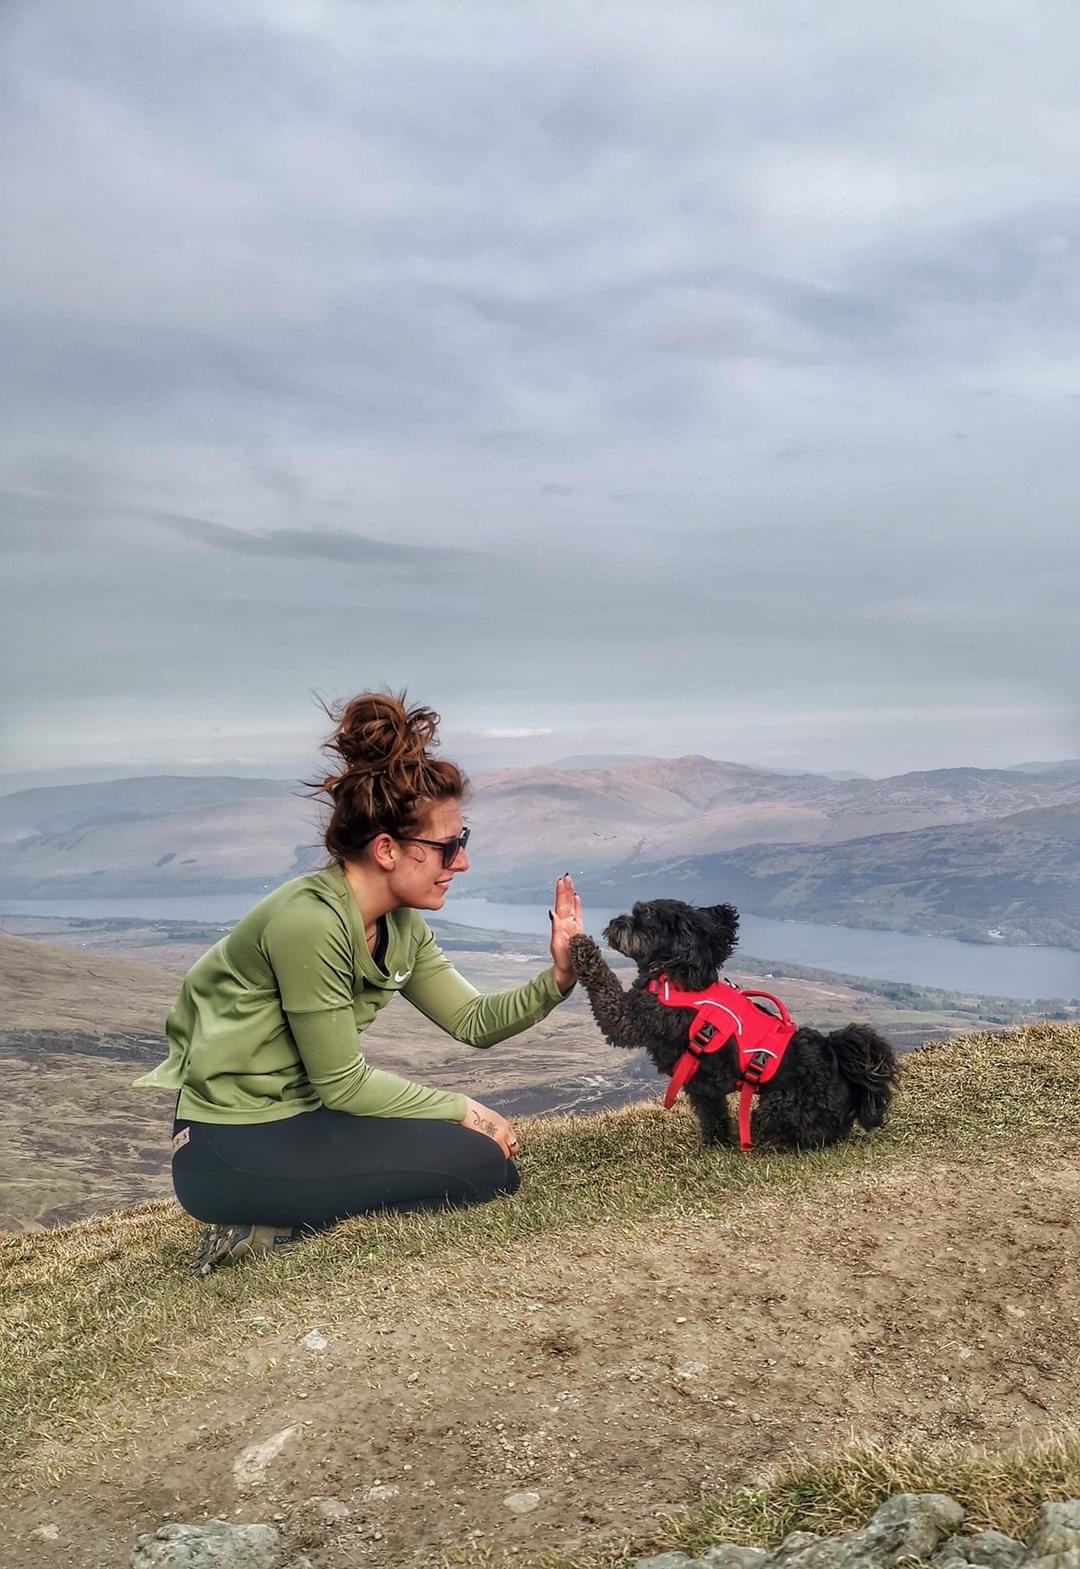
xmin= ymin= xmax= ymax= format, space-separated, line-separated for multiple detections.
xmin=315 ymin=691 xmax=467 ymax=863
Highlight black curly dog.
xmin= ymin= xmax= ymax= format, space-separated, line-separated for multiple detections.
xmin=570 ymin=899 xmax=899 ymax=1150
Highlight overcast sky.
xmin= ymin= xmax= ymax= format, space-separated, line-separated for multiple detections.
xmin=2 ymin=0 xmax=1079 ymax=787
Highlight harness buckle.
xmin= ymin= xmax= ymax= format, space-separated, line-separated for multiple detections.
xmin=741 ymin=1049 xmax=772 ymax=1085
xmin=690 ymin=1019 xmax=718 ymax=1051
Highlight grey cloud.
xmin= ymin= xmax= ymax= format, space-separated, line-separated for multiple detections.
xmin=2 ymin=0 xmax=1080 ymax=777
xmin=159 ymin=515 xmax=473 ymax=565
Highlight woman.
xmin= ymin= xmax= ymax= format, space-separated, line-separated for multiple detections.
xmin=135 ymin=692 xmax=583 ymax=1274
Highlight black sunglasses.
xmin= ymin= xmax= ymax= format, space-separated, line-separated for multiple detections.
xmin=396 ymin=825 xmax=471 ymax=869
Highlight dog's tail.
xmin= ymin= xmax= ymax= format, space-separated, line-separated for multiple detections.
xmin=826 ymin=1024 xmax=900 ymax=1130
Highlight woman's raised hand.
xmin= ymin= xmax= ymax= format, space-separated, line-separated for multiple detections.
xmin=548 ymin=873 xmax=583 ymax=993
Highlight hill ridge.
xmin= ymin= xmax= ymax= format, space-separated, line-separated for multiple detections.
xmin=4 ymin=758 xmax=1078 ymax=910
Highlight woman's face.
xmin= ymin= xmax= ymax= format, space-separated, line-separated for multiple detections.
xmin=388 ymin=798 xmax=470 ymax=911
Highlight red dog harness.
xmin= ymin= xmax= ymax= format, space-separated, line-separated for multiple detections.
xmin=647 ymin=974 xmax=797 ymax=1151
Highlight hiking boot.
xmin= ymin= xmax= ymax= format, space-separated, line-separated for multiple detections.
xmin=189 ymin=1223 xmax=303 ymax=1277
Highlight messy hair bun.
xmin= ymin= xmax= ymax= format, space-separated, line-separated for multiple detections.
xmin=316 ymin=691 xmax=466 ymax=862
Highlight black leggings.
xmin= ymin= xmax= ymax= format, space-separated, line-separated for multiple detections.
xmin=171 ymin=1107 xmax=520 ymax=1229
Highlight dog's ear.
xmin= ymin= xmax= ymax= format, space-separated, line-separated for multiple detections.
xmin=701 ymin=903 xmax=739 ymax=962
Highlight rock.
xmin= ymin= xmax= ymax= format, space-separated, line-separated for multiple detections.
xmin=635 ymin=1497 xmax=1080 ymax=1569
xmin=771 ymin=1494 xmax=965 ymax=1569
xmin=1021 ymin=1501 xmax=1080 ymax=1568
xmin=234 ymin=1427 xmax=301 ymax=1492
xmin=300 ymin=1330 xmax=328 ymax=1353
xmin=776 ymin=1537 xmax=823 ymax=1557
xmin=935 ymin=1531 xmax=1025 ymax=1569
xmin=674 ymin=1362 xmax=709 ymax=1380
xmin=701 ymin=1549 xmax=770 ymax=1569
xmin=130 ymin=1519 xmax=282 ymax=1569
xmin=504 ymin=1491 xmax=542 ymax=1515
xmin=32 ymin=1524 xmax=62 ymax=1541
xmin=364 ymin=1484 xmax=400 ymax=1503
xmin=635 ymin=1551 xmax=768 ymax=1569
xmin=309 ymin=1498 xmax=351 ymax=1523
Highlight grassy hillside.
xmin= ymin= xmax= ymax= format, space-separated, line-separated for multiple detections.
xmin=4 ymin=1023 xmax=1080 ymax=1569
xmin=0 ymin=931 xmax=179 ymax=1033
xmin=2 ymin=923 xmax=1054 ymax=1231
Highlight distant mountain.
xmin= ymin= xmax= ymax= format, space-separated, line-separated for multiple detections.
xmin=0 ymin=764 xmax=304 ymax=798
xmin=1007 ymin=760 xmax=1080 ymax=780
xmin=2 ymin=761 xmax=1079 ymax=943
xmin=569 ymin=803 xmax=1080 ymax=954
xmin=466 ymin=758 xmax=1080 ymax=883
xmin=0 ymin=774 xmax=298 ymax=838
xmin=0 ymin=776 xmax=318 ymax=896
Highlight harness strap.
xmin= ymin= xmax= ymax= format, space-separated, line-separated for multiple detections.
xmin=738 ymin=1081 xmax=755 ymax=1152
xmin=735 ymin=1047 xmax=777 ymax=1150
xmin=663 ymin=1048 xmax=701 ymax=1110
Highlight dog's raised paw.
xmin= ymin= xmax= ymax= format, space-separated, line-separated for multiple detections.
xmin=569 ymin=932 xmax=606 ymax=980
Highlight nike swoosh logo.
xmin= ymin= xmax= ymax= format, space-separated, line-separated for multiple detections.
xmin=394 ymin=970 xmax=412 ymax=984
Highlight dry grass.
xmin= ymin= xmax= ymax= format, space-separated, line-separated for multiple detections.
xmin=673 ymin=1431 xmax=1080 ymax=1548
xmin=4 ymin=1022 xmax=1080 ymax=1509
xmin=452 ymin=1434 xmax=1080 ymax=1569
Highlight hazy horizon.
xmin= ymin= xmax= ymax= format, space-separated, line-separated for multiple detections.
xmin=2 ymin=744 xmax=1078 ymax=801
xmin=3 ymin=1 xmax=1079 ymax=781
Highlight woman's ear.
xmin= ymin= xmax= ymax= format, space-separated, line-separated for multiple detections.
xmin=369 ymin=832 xmax=397 ymax=871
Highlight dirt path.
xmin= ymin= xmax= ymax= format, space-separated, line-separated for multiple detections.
xmin=11 ymin=1139 xmax=1080 ymax=1568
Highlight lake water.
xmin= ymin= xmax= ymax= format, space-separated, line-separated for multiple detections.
xmin=443 ymin=899 xmax=1080 ymax=1001
xmin=2 ymin=890 xmax=1078 ymax=1001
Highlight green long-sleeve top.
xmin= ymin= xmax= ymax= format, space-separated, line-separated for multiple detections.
xmin=133 ymin=863 xmax=569 ymax=1124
